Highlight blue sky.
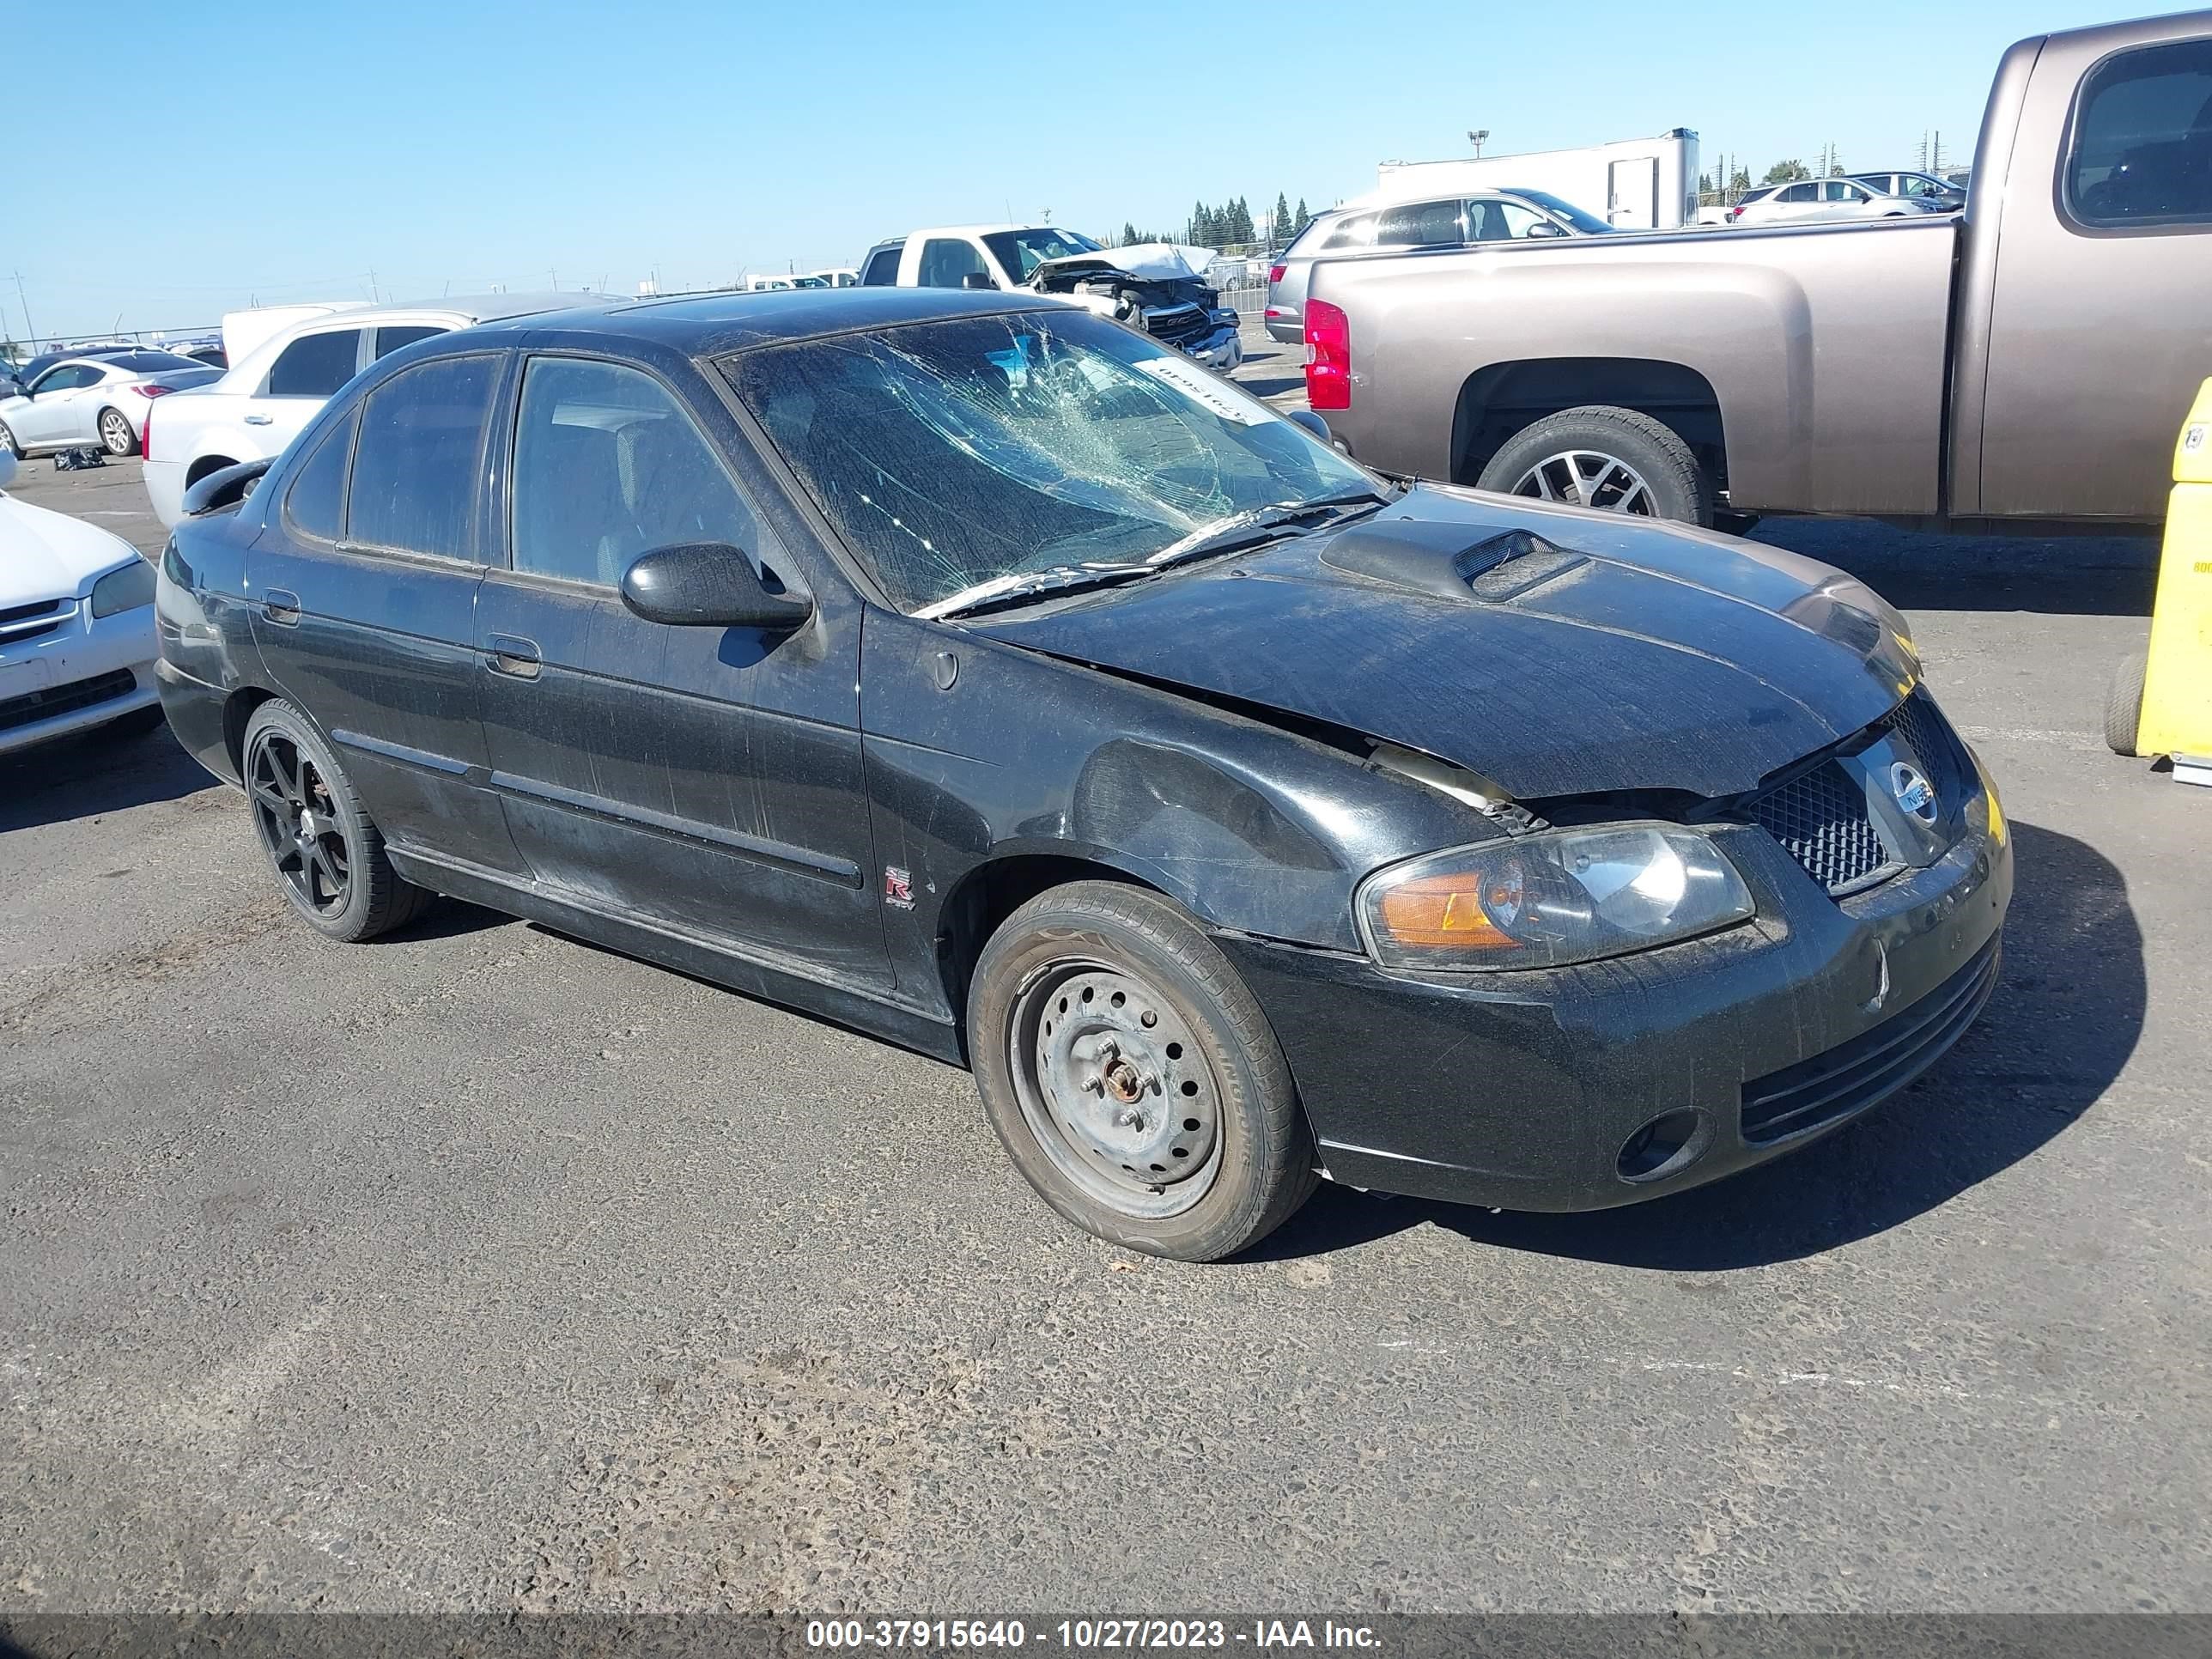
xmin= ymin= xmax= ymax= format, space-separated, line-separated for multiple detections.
xmin=9 ymin=0 xmax=2085 ymax=341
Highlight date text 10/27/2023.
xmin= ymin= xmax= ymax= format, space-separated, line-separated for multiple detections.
xmin=805 ymin=1620 xmax=1383 ymax=1650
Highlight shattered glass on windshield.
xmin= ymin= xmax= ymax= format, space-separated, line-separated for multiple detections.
xmin=723 ymin=311 xmax=1372 ymax=615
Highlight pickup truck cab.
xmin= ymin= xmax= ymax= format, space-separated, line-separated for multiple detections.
xmin=860 ymin=224 xmax=1243 ymax=369
xmin=1307 ymin=10 xmax=2212 ymax=532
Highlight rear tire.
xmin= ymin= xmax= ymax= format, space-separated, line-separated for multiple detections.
xmin=240 ymin=700 xmax=435 ymax=942
xmin=2105 ymin=650 xmax=2149 ymax=757
xmin=968 ymin=881 xmax=1318 ymax=1262
xmin=98 ymin=409 xmax=135 ymax=456
xmin=1477 ymin=405 xmax=1716 ymax=526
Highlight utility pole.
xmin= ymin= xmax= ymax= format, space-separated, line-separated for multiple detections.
xmin=9 ymin=271 xmax=34 ymax=347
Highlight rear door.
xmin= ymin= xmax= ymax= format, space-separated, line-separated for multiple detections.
xmin=240 ymin=325 xmax=367 ymax=457
xmin=247 ymin=352 xmax=525 ymax=874
xmin=474 ymin=350 xmax=888 ymax=988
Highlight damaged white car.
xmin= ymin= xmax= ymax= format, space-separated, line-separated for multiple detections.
xmin=858 ymin=225 xmax=1243 ymax=370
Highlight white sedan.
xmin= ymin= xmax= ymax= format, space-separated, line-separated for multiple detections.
xmin=0 ymin=449 xmax=161 ymax=754
xmin=1726 ymin=178 xmax=1946 ymax=226
xmin=0 ymin=351 xmax=222 ymax=459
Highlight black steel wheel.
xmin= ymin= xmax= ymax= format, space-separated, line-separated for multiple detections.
xmin=240 ymin=701 xmax=433 ymax=941
xmin=969 ymin=880 xmax=1318 ymax=1261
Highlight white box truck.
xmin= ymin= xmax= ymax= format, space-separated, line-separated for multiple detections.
xmin=1372 ymin=130 xmax=1699 ymax=231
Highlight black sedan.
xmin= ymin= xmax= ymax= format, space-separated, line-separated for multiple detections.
xmin=154 ymin=289 xmax=2010 ymax=1261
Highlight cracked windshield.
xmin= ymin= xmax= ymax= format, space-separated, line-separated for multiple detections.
xmin=726 ymin=310 xmax=1376 ymax=616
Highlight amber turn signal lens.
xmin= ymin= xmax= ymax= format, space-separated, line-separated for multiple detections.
xmin=1375 ymin=872 xmax=1515 ymax=950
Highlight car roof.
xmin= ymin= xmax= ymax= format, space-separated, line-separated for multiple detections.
xmin=438 ymin=287 xmax=1075 ymax=358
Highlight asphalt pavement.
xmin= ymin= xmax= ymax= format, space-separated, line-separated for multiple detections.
xmin=2 ymin=362 xmax=2206 ymax=1617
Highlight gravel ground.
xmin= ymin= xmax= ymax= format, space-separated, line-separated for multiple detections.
xmin=1 ymin=391 xmax=2205 ymax=1619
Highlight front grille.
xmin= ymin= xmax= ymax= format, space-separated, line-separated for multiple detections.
xmin=1746 ymin=761 xmax=1893 ymax=893
xmin=1881 ymin=691 xmax=1964 ymax=799
xmin=1741 ymin=937 xmax=2000 ymax=1144
xmin=0 ymin=668 xmax=137 ymax=733
xmin=0 ymin=598 xmax=71 ymax=647
xmin=1143 ymin=303 xmax=1212 ymax=347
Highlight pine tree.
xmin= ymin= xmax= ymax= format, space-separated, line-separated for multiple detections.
xmin=1273 ymin=192 xmax=1291 ymax=242
xmin=1122 ymin=222 xmax=1139 ymax=246
xmin=1295 ymin=198 xmax=1311 ymax=233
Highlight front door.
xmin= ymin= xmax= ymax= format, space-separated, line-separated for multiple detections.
xmin=1978 ymin=32 xmax=2212 ymax=520
xmin=247 ymin=355 xmax=525 ymax=875
xmin=16 ymin=363 xmax=101 ymax=447
xmin=475 ymin=351 xmax=888 ymax=989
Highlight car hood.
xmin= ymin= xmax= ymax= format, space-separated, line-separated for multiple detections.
xmin=0 ymin=491 xmax=144 ymax=605
xmin=970 ymin=486 xmax=1920 ymax=801
xmin=1028 ymin=243 xmax=1217 ymax=288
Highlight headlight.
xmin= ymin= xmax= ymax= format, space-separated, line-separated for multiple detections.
xmin=1358 ymin=823 xmax=1755 ymax=972
xmin=89 ymin=558 xmax=155 ymax=618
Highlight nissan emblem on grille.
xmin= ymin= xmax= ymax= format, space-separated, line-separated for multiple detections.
xmin=1890 ymin=762 xmax=1939 ymax=823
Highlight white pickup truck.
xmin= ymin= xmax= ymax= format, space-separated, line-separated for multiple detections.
xmin=140 ymin=293 xmax=602 ymax=528
xmin=858 ymin=224 xmax=1243 ymax=370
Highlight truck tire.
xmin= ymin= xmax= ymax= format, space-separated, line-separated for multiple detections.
xmin=1477 ymin=406 xmax=1715 ymax=526
xmin=2105 ymin=650 xmax=2149 ymax=757
xmin=968 ymin=880 xmax=1319 ymax=1262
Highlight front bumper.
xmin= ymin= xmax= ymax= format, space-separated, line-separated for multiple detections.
xmin=0 ymin=596 xmax=159 ymax=754
xmin=1178 ymin=313 xmax=1243 ymax=370
xmin=1218 ymin=811 xmax=2012 ymax=1213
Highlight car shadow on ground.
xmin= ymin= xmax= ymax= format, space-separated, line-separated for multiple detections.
xmin=0 ymin=721 xmax=222 ymax=833
xmin=1252 ymin=818 xmax=2141 ymax=1270
xmin=1751 ymin=520 xmax=2161 ymax=617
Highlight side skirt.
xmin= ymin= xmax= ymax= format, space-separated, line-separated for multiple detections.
xmin=389 ymin=847 xmax=966 ymax=1068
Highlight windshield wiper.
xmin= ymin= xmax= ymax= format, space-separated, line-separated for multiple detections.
xmin=918 ymin=562 xmax=1154 ymax=621
xmin=1142 ymin=489 xmax=1395 ymax=572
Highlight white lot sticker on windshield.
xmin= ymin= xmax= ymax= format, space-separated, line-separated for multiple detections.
xmin=1133 ymin=356 xmax=1273 ymax=425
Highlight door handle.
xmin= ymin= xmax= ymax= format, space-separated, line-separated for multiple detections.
xmin=261 ymin=588 xmax=301 ymax=625
xmin=486 ymin=634 xmax=542 ymax=679
xmin=243 ymin=414 xmax=274 ymax=426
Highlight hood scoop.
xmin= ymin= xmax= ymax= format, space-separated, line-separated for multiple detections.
xmin=1320 ymin=522 xmax=1586 ymax=605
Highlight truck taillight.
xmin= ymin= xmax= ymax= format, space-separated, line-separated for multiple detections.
xmin=1267 ymin=264 xmax=1286 ymax=286
xmin=1304 ymin=299 xmax=1352 ymax=411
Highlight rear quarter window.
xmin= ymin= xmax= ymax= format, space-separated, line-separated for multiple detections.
xmin=283 ymin=409 xmax=357 ymax=543
xmin=2066 ymin=37 xmax=2212 ymax=228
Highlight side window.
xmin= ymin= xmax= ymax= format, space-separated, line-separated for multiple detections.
xmin=509 ymin=357 xmax=760 ymax=587
xmin=860 ymin=246 xmax=903 ymax=286
xmin=1372 ymin=199 xmax=1466 ymax=247
xmin=283 ymin=409 xmax=357 ymax=543
xmin=1318 ymin=213 xmax=1377 ymax=251
xmin=2067 ymin=38 xmax=2212 ymax=228
xmin=1778 ymin=182 xmax=1818 ymax=204
xmin=32 ymin=365 xmax=98 ymax=394
xmin=373 ymin=325 xmax=447 ymax=362
xmin=917 ymin=238 xmax=990 ymax=289
xmin=1494 ymin=203 xmax=1547 ymax=239
xmin=264 ymin=329 xmax=364 ymax=398
xmin=345 ymin=356 xmax=496 ymax=560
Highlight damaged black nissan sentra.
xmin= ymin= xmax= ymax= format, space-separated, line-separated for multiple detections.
xmin=155 ymin=289 xmax=2010 ymax=1261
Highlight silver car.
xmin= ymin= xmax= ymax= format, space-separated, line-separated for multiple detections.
xmin=1264 ymin=189 xmax=1611 ymax=343
xmin=1726 ymin=178 xmax=1945 ymax=226
xmin=0 ymin=351 xmax=221 ymax=458
xmin=1849 ymin=170 xmax=1967 ymax=211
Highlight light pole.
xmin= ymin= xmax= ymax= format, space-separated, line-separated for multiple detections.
xmin=1468 ymin=129 xmax=1489 ymax=157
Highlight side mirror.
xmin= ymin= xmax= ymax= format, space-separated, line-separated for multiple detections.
xmin=1524 ymin=221 xmax=1568 ymax=240
xmin=622 ymin=542 xmax=813 ymax=631
xmin=961 ymin=271 xmax=997 ymax=290
xmin=1286 ymin=409 xmax=1333 ymax=444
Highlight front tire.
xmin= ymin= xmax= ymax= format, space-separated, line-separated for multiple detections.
xmin=98 ymin=409 xmax=136 ymax=456
xmin=241 ymin=701 xmax=434 ymax=942
xmin=968 ymin=881 xmax=1318 ymax=1262
xmin=1477 ymin=404 xmax=1715 ymax=526
xmin=0 ymin=421 xmax=21 ymax=459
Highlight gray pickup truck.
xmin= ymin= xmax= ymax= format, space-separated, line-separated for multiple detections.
xmin=1306 ymin=9 xmax=2212 ymax=532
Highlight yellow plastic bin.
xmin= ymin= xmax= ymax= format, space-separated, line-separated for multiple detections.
xmin=2109 ymin=376 xmax=2212 ymax=785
